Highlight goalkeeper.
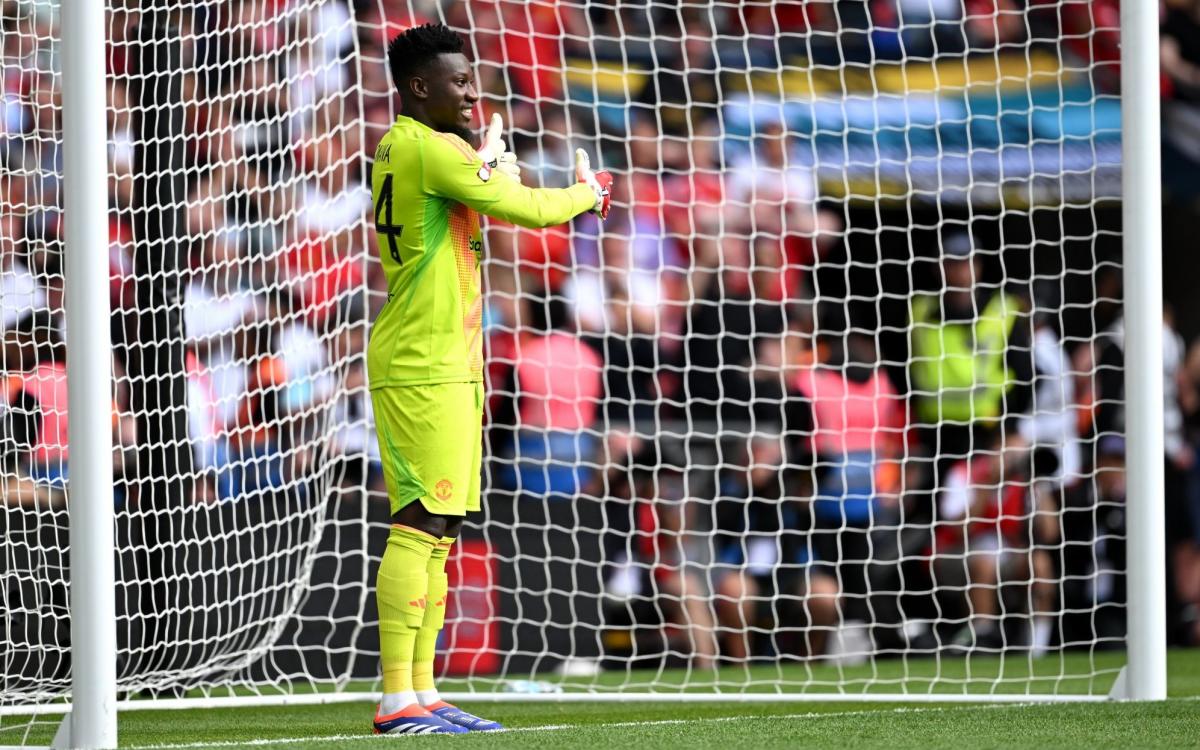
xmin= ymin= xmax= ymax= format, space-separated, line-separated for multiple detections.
xmin=366 ymin=23 xmax=612 ymax=736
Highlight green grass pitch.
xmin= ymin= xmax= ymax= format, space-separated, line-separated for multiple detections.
xmin=7 ymin=650 xmax=1200 ymax=748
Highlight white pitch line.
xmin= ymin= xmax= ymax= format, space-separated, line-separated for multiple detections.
xmin=127 ymin=702 xmax=1043 ymax=749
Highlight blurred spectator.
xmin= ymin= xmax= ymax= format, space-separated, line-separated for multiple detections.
xmin=581 ymin=279 xmax=661 ymax=430
xmin=449 ymin=1 xmax=589 ymax=103
xmin=736 ymin=2 xmax=830 ymax=59
xmin=601 ymin=453 xmax=718 ymax=669
xmin=1018 ymin=312 xmax=1082 ymax=490
xmin=24 ymin=68 xmax=64 ymax=237
xmin=217 ymin=342 xmax=287 ymax=502
xmin=624 ymin=114 xmax=686 ymax=269
xmin=296 ymin=136 xmax=370 ymax=239
xmin=214 ymin=311 xmax=332 ymax=503
xmin=277 ymin=224 xmax=365 ymax=330
xmin=636 ymin=17 xmax=720 ymax=139
xmin=727 ymin=122 xmax=842 ymax=300
xmin=1051 ymin=0 xmax=1118 ymax=90
xmin=564 ymin=228 xmax=665 ymax=335
xmin=183 ymin=227 xmax=261 ymax=468
xmin=1060 ymin=435 xmax=1128 ymax=644
xmin=1095 ymin=309 xmax=1200 ymax=644
xmin=1 ymin=213 xmax=46 ymax=332
xmin=272 ymin=317 xmax=336 ymax=473
xmin=110 ymin=359 xmax=139 ymax=504
xmin=498 ymin=294 xmax=603 ymax=498
xmin=796 ymin=332 xmax=906 ymax=621
xmin=515 ymin=108 xmax=576 ymax=191
xmin=326 ymin=295 xmax=384 ymax=495
xmin=907 ymin=233 xmax=1032 ymax=485
xmin=680 ymin=238 xmax=791 ymax=427
xmin=1162 ymin=0 xmax=1200 ymax=166
xmin=0 ymin=385 xmax=61 ymax=508
xmin=932 ymin=433 xmax=1058 ymax=654
xmin=661 ymin=119 xmax=725 ymax=277
xmin=962 ymin=0 xmax=1025 ymax=51
xmin=107 ymin=81 xmax=135 ymax=213
xmin=1180 ymin=337 xmax=1200 ymax=530
xmin=1093 ymin=310 xmax=1189 ymax=503
xmin=721 ymin=319 xmax=818 ymax=452
xmin=287 ymin=0 xmax=355 ymax=118
xmin=710 ymin=432 xmax=839 ymax=660
xmin=8 ymin=315 xmax=67 ymax=488
xmin=1176 ymin=336 xmax=1200 ymax=645
xmin=1162 ymin=0 xmax=1200 ymax=104
xmin=891 ymin=0 xmax=965 ymax=58
xmin=582 ymin=1 xmax=657 ymax=64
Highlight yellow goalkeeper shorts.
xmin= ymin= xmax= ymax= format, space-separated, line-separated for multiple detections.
xmin=371 ymin=382 xmax=483 ymax=517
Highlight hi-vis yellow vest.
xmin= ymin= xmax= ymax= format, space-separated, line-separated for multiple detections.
xmin=909 ymin=292 xmax=1021 ymax=424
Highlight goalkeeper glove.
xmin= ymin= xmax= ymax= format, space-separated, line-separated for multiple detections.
xmin=477 ymin=112 xmax=521 ymax=183
xmin=574 ymin=148 xmax=613 ymax=219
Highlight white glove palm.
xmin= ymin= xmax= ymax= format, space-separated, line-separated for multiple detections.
xmin=477 ymin=113 xmax=521 ymax=183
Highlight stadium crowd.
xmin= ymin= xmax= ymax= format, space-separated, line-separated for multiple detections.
xmin=0 ymin=0 xmax=1199 ymax=672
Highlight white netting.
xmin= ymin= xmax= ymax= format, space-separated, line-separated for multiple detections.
xmin=2 ymin=0 xmax=375 ymax=738
xmin=1 ymin=0 xmax=1140 ymax=738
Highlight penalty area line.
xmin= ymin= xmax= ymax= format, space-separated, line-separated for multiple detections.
xmin=126 ymin=702 xmax=1041 ymax=749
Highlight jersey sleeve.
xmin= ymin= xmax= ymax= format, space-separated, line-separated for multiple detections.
xmin=420 ymin=133 xmax=597 ymax=229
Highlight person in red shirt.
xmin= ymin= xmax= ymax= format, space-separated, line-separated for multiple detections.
xmin=726 ymin=122 xmax=842 ymax=303
xmin=497 ymin=295 xmax=603 ymax=497
xmin=600 ymin=451 xmax=719 ymax=669
xmin=932 ymin=432 xmax=1058 ymax=654
xmin=796 ymin=332 xmax=905 ymax=622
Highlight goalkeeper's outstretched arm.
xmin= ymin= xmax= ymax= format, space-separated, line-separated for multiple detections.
xmin=421 ymin=117 xmax=612 ymax=229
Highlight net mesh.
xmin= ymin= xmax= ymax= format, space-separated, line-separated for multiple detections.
xmin=2 ymin=0 xmax=1131 ymax=736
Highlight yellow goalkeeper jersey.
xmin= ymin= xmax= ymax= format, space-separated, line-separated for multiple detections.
xmin=367 ymin=115 xmax=596 ymax=388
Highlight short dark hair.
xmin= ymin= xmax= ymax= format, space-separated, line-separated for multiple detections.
xmin=387 ymin=23 xmax=466 ymax=97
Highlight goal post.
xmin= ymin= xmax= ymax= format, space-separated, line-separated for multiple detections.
xmin=1119 ymin=0 xmax=1167 ymax=702
xmin=61 ymin=0 xmax=116 ymax=746
xmin=0 ymin=1 xmax=1174 ymax=744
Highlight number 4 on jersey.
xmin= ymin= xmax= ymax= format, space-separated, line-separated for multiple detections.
xmin=375 ymin=174 xmax=404 ymax=264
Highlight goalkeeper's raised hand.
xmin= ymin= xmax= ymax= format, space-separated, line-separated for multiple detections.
xmin=477 ymin=112 xmax=521 ymax=183
xmin=574 ymin=148 xmax=613 ymax=219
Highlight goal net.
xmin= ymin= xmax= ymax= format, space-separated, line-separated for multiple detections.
xmin=2 ymin=0 xmax=1132 ymax=736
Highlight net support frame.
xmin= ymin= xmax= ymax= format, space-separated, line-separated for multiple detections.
xmin=1119 ymin=0 xmax=1169 ymax=703
xmin=61 ymin=0 xmax=117 ymax=746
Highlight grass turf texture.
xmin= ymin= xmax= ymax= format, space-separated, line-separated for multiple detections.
xmin=5 ymin=649 xmax=1198 ymax=748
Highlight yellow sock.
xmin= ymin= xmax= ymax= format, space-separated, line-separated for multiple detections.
xmin=412 ymin=536 xmax=453 ymax=697
xmin=377 ymin=524 xmax=438 ymax=699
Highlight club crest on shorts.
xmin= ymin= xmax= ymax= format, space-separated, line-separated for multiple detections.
xmin=435 ymin=479 xmax=453 ymax=501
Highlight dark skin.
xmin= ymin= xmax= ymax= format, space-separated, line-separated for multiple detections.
xmin=390 ymin=51 xmax=480 ymax=540
xmin=399 ymin=52 xmax=479 ymax=143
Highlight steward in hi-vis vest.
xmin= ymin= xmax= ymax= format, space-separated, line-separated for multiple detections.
xmin=909 ymin=290 xmax=1023 ymax=424
xmin=907 ymin=234 xmax=1033 ymax=446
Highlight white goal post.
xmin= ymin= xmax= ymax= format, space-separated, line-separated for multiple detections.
xmin=59 ymin=0 xmax=116 ymax=747
xmin=1117 ymin=0 xmax=1168 ymax=703
xmin=0 ymin=1 xmax=1168 ymax=747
